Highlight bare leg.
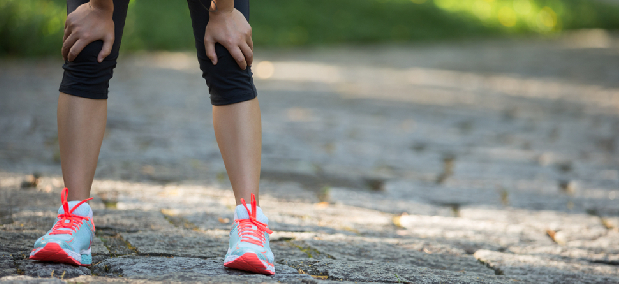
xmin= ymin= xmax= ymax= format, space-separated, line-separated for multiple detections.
xmin=57 ymin=92 xmax=107 ymax=201
xmin=213 ymin=98 xmax=262 ymax=206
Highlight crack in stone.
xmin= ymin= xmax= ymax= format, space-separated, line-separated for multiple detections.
xmin=12 ymin=253 xmax=25 ymax=275
xmin=289 ymin=241 xmax=336 ymax=260
xmin=96 ymin=226 xmax=139 ymax=233
xmin=431 ymin=202 xmax=462 ymax=217
xmin=136 ymin=253 xmax=177 ymax=258
xmin=161 ymin=210 xmax=201 ymax=231
xmin=589 ymin=259 xmax=619 ymax=266
xmin=476 ymin=258 xmax=504 ymax=276
xmin=393 ymin=272 xmax=413 ymax=284
xmin=435 ymin=153 xmax=455 ymax=184
xmin=97 ymin=192 xmax=118 ymax=209
xmin=97 ymin=231 xmax=138 ymax=257
xmin=498 ymin=186 xmax=509 ymax=206
xmin=262 ymin=170 xmax=360 ymax=191
xmin=0 ymin=205 xmax=14 ymax=225
xmin=584 ymin=209 xmax=615 ymax=243
xmin=261 ymin=169 xmax=390 ymax=196
xmin=271 ymin=237 xmax=295 ymax=242
xmin=284 ymin=260 xmax=330 ymax=280
xmin=297 ymin=267 xmax=330 ymax=280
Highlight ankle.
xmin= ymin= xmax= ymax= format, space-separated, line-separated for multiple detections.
xmin=234 ymin=204 xmax=268 ymax=224
xmin=59 ymin=201 xmax=93 ymax=218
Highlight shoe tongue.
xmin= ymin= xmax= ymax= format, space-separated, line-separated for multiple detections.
xmin=58 ymin=201 xmax=93 ymax=218
xmin=234 ymin=205 xmax=268 ymax=224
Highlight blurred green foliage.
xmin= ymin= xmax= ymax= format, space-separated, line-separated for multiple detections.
xmin=0 ymin=0 xmax=66 ymax=56
xmin=1 ymin=0 xmax=619 ymax=57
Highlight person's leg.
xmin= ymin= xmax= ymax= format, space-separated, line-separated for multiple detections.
xmin=213 ymin=98 xmax=262 ymax=206
xmin=58 ymin=93 xmax=107 ymax=201
xmin=30 ymin=0 xmax=129 ymax=266
xmin=188 ymin=0 xmax=274 ymax=275
xmin=187 ymin=0 xmax=260 ymax=205
xmin=56 ymin=0 xmax=129 ymax=199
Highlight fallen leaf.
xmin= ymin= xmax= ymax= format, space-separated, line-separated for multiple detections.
xmin=315 ymin=202 xmax=329 ymax=208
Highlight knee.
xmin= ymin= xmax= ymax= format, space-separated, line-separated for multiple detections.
xmin=59 ymin=40 xmax=118 ymax=100
xmin=199 ymin=44 xmax=257 ymax=106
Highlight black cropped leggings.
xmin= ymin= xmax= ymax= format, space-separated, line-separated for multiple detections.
xmin=59 ymin=0 xmax=257 ymax=106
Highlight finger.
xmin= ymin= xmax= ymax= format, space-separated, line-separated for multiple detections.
xmin=98 ymin=34 xmax=114 ymax=63
xmin=62 ymin=28 xmax=70 ymax=60
xmin=68 ymin=39 xmax=88 ymax=62
xmin=247 ymin=33 xmax=253 ymax=51
xmin=240 ymin=43 xmax=253 ymax=67
xmin=247 ymin=27 xmax=254 ymax=50
xmin=63 ymin=27 xmax=70 ymax=42
xmin=63 ymin=15 xmax=72 ymax=41
xmin=204 ymin=37 xmax=218 ymax=65
xmin=228 ymin=46 xmax=247 ymax=70
xmin=62 ymin=32 xmax=79 ymax=61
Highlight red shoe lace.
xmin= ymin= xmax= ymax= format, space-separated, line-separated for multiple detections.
xmin=236 ymin=193 xmax=272 ymax=246
xmin=49 ymin=188 xmax=93 ymax=235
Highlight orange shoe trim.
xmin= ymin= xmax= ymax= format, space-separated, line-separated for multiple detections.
xmin=29 ymin=243 xmax=87 ymax=266
xmin=224 ymin=253 xmax=275 ymax=275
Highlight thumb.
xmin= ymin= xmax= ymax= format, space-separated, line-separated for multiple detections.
xmin=98 ymin=35 xmax=114 ymax=63
xmin=205 ymin=38 xmax=218 ymax=65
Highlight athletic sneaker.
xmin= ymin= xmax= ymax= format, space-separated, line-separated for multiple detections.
xmin=224 ymin=193 xmax=275 ymax=275
xmin=30 ymin=188 xmax=94 ymax=266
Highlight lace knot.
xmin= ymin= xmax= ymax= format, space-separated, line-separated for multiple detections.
xmin=49 ymin=188 xmax=93 ymax=235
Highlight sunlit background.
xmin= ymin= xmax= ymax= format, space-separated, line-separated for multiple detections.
xmin=1 ymin=0 xmax=619 ymax=282
xmin=2 ymin=0 xmax=619 ymax=55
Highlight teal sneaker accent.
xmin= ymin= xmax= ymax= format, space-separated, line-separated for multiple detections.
xmin=30 ymin=188 xmax=95 ymax=266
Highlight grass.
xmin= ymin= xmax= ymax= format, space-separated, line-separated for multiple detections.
xmin=1 ymin=0 xmax=619 ymax=57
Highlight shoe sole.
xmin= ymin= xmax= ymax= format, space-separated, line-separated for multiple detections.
xmin=30 ymin=243 xmax=89 ymax=266
xmin=224 ymin=253 xmax=275 ymax=275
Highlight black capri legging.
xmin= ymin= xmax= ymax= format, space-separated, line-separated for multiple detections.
xmin=59 ymin=0 xmax=257 ymax=106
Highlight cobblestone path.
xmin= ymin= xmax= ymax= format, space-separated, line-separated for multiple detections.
xmin=1 ymin=31 xmax=619 ymax=283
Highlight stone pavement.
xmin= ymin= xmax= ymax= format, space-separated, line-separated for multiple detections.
xmin=1 ymin=30 xmax=619 ymax=283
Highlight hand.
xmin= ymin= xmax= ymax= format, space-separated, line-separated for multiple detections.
xmin=204 ymin=9 xmax=253 ymax=70
xmin=62 ymin=3 xmax=114 ymax=62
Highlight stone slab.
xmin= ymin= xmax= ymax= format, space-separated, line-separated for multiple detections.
xmin=0 ymin=251 xmax=15 ymax=278
xmin=262 ymin=202 xmax=394 ymax=236
xmin=507 ymin=244 xmax=619 ymax=265
xmin=3 ymin=212 xmax=57 ymax=233
xmin=270 ymin=241 xmax=317 ymax=262
xmin=91 ymin=237 xmax=109 ymax=256
xmin=0 ymin=232 xmax=45 ymax=255
xmin=94 ymin=210 xmax=174 ymax=233
xmin=0 ymin=275 xmax=65 ymax=283
xmin=397 ymin=214 xmax=550 ymax=250
xmin=283 ymin=259 xmax=518 ymax=283
xmin=565 ymin=230 xmax=619 ymax=252
xmin=17 ymin=260 xmax=90 ymax=279
xmin=120 ymin=231 xmax=227 ymax=259
xmin=329 ymin=187 xmax=454 ymax=216
xmin=92 ymin=256 xmax=310 ymax=282
xmin=475 ymin=249 xmax=619 ymax=283
xmin=460 ymin=207 xmax=610 ymax=244
xmin=299 ymin=238 xmax=493 ymax=275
